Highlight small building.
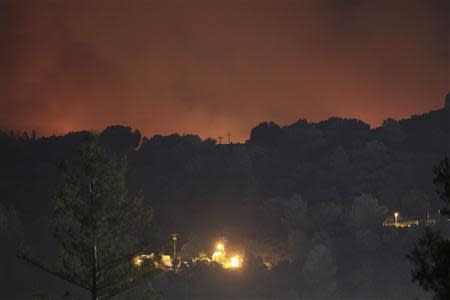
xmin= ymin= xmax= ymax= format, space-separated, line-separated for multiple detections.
xmin=383 ymin=215 xmax=419 ymax=228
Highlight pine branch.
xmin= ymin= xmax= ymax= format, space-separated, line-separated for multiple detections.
xmin=17 ymin=248 xmax=90 ymax=291
xmin=97 ymin=241 xmax=154 ymax=273
xmin=99 ymin=268 xmax=160 ymax=300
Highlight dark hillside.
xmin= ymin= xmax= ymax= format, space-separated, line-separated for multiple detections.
xmin=1 ymin=95 xmax=449 ymax=298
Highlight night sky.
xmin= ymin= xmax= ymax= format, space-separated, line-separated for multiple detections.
xmin=1 ymin=0 xmax=448 ymax=141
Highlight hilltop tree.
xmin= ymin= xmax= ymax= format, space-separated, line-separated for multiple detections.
xmin=249 ymin=122 xmax=282 ymax=146
xmin=18 ymin=135 xmax=158 ymax=299
xmin=408 ymin=158 xmax=450 ymax=300
xmin=434 ymin=158 xmax=450 ymax=214
xmin=99 ymin=125 xmax=141 ymax=156
xmin=349 ymin=194 xmax=387 ymax=229
xmin=301 ymin=244 xmax=337 ymax=298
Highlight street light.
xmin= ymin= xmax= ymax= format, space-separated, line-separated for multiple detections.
xmin=394 ymin=212 xmax=399 ymax=227
xmin=217 ymin=242 xmax=224 ymax=251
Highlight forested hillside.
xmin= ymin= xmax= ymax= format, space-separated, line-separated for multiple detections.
xmin=1 ymin=97 xmax=449 ymax=299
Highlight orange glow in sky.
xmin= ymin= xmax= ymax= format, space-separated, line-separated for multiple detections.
xmin=0 ymin=0 xmax=448 ymax=141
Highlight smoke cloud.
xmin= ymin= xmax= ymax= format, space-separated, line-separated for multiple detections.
xmin=0 ymin=0 xmax=448 ymax=140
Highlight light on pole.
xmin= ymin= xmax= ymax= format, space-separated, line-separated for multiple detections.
xmin=394 ymin=212 xmax=399 ymax=227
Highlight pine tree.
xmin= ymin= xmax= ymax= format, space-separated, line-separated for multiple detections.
xmin=407 ymin=158 xmax=450 ymax=300
xmin=18 ymin=135 xmax=159 ymax=299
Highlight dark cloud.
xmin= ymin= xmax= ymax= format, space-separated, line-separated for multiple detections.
xmin=0 ymin=0 xmax=448 ymax=140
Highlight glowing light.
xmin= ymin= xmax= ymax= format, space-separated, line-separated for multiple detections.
xmin=133 ymin=256 xmax=143 ymax=267
xmin=161 ymin=255 xmax=173 ymax=268
xmin=133 ymin=254 xmax=158 ymax=268
xmin=229 ymin=256 xmax=242 ymax=269
xmin=211 ymin=240 xmax=243 ymax=269
xmin=216 ymin=243 xmax=224 ymax=251
xmin=212 ymin=251 xmax=225 ymax=263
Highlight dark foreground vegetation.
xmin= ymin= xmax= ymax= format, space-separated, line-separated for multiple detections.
xmin=1 ymin=95 xmax=449 ymax=299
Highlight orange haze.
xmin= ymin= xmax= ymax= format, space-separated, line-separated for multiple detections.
xmin=0 ymin=0 xmax=448 ymax=141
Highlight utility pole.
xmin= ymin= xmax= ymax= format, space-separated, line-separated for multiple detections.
xmin=226 ymin=131 xmax=232 ymax=144
xmin=218 ymin=136 xmax=223 ymax=145
xmin=171 ymin=233 xmax=179 ymax=258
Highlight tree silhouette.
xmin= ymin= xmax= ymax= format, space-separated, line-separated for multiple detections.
xmin=408 ymin=158 xmax=450 ymax=300
xmin=349 ymin=194 xmax=387 ymax=229
xmin=18 ymin=135 xmax=158 ymax=300
xmin=302 ymin=243 xmax=337 ymax=298
xmin=433 ymin=158 xmax=450 ymax=215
